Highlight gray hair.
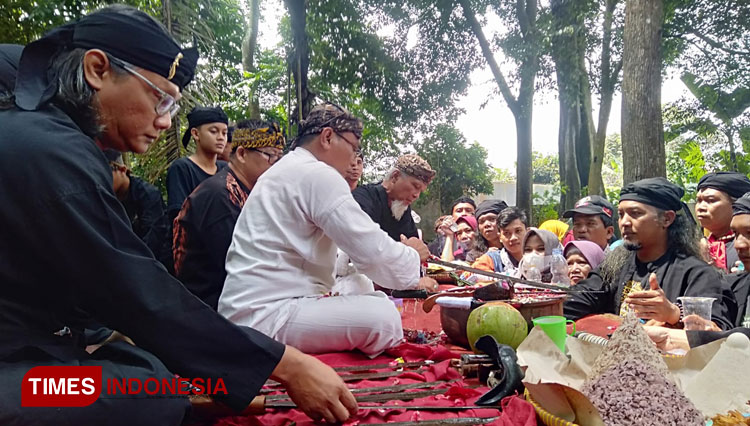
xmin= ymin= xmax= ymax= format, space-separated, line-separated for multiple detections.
xmin=0 ymin=4 xmax=156 ymax=137
xmin=384 ymin=167 xmax=399 ymax=182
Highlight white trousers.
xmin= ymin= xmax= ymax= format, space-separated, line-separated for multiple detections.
xmin=274 ymin=291 xmax=403 ymax=356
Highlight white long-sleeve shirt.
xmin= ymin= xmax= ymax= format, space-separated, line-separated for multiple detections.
xmin=218 ymin=147 xmax=421 ymax=337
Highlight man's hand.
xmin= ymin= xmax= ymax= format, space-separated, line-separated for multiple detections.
xmin=400 ymin=234 xmax=430 ymax=262
xmin=271 ymin=345 xmax=357 ymax=423
xmin=417 ymin=276 xmax=440 ymax=292
xmin=644 ymin=326 xmax=690 ymax=352
xmin=682 ymin=314 xmax=721 ymax=331
xmin=437 ymin=218 xmax=456 ymax=239
xmin=624 ymin=273 xmax=681 ymax=324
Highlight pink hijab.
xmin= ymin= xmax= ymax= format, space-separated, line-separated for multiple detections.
xmin=563 ymin=240 xmax=605 ymax=270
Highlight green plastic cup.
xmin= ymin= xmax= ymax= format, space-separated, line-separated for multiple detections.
xmin=532 ymin=315 xmax=576 ymax=352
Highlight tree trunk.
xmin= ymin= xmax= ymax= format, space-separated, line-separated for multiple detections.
xmin=728 ymin=129 xmax=739 ymax=171
xmin=588 ymin=0 xmax=620 ymax=196
xmin=458 ymin=0 xmax=538 ymax=221
xmin=516 ymin=95 xmax=534 ymax=220
xmin=242 ymin=0 xmax=261 ymax=119
xmin=284 ymin=0 xmax=313 ymax=129
xmin=162 ymin=0 xmax=181 ymax=160
xmin=550 ymin=0 xmax=591 ymax=208
xmin=621 ymin=0 xmax=665 ymax=184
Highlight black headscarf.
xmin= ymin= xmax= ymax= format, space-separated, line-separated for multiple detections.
xmin=620 ymin=177 xmax=695 ymax=223
xmin=181 ymin=106 xmax=228 ymax=148
xmin=733 ymin=192 xmax=750 ymax=216
xmin=620 ymin=177 xmax=684 ymax=211
xmin=698 ymin=172 xmax=750 ymax=199
xmin=475 ymin=199 xmax=509 ymax=220
xmin=14 ymin=9 xmax=198 ymax=111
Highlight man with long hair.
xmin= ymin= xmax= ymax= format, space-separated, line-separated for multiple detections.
xmin=564 ymin=177 xmax=736 ymax=330
xmin=0 ymin=6 xmax=355 ymax=424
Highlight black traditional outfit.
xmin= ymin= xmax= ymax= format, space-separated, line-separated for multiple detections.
xmin=103 ymin=149 xmax=170 ymax=262
xmin=697 ymin=172 xmax=750 ymax=271
xmin=1 ymin=11 xmax=283 ymax=426
xmin=123 ymin=176 xmax=169 ymax=258
xmin=173 ymin=124 xmax=286 ymax=310
xmin=166 ymin=156 xmax=227 ymax=217
xmin=165 ymin=106 xmax=229 ymax=221
xmin=684 ymin=269 xmax=750 ymax=346
xmin=0 ymin=44 xmax=22 ymax=92
xmin=564 ymin=177 xmax=737 ymax=331
xmin=353 ymin=182 xmax=419 ymax=241
xmin=352 ymin=154 xmax=435 ymax=242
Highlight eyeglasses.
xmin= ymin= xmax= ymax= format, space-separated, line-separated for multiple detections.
xmin=335 ymin=131 xmax=362 ymax=156
xmin=108 ymin=55 xmax=180 ymax=117
xmin=249 ymin=148 xmax=283 ymax=164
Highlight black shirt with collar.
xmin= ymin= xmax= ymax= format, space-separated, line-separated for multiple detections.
xmin=564 ymin=247 xmax=737 ymax=331
xmin=0 ymin=105 xmax=283 ymax=410
xmin=173 ymin=166 xmax=251 ymax=310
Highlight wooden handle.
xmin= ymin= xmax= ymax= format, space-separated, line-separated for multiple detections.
xmin=243 ymin=395 xmax=266 ymax=415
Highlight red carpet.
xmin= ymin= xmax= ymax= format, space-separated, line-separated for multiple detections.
xmin=208 ymin=295 xmax=537 ymax=425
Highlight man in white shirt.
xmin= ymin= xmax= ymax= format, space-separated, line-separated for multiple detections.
xmin=219 ymin=103 xmax=436 ymax=356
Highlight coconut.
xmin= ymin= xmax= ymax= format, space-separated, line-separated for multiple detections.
xmin=466 ymin=301 xmax=528 ymax=352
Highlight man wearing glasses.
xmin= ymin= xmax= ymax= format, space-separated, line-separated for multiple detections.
xmin=220 ymin=103 xmax=437 ymax=356
xmin=174 ymin=120 xmax=285 ymax=310
xmin=0 ymin=6 xmax=356 ymax=425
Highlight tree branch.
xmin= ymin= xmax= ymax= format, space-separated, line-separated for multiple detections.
xmin=457 ymin=0 xmax=519 ymax=114
xmin=688 ymin=30 xmax=750 ymax=57
xmin=516 ymin=0 xmax=530 ymax=37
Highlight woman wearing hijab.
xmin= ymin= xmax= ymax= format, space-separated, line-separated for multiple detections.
xmin=539 ymin=219 xmax=574 ymax=245
xmin=441 ymin=215 xmax=481 ymax=262
xmin=520 ymin=228 xmax=563 ymax=282
xmin=564 ymin=240 xmax=605 ymax=285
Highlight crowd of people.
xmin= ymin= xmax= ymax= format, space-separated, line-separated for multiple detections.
xmin=1 ymin=5 xmax=750 ymax=426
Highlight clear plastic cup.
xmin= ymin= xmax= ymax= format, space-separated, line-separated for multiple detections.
xmin=678 ymin=296 xmax=716 ymax=330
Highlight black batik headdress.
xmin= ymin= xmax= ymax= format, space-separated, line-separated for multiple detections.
xmin=14 ymin=9 xmax=199 ymax=111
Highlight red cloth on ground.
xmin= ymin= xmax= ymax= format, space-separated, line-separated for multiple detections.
xmin=209 ymin=295 xmax=539 ymax=425
xmin=209 ymin=343 xmax=531 ymax=426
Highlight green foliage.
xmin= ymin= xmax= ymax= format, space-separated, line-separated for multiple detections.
xmin=532 ymin=151 xmax=559 ymax=184
xmin=1 ymin=0 xmax=161 ymax=45
xmin=681 ymin=73 xmax=750 ymax=125
xmin=664 ymin=0 xmax=750 ymax=88
xmin=601 ymin=132 xmax=622 ymax=192
xmin=493 ymin=167 xmax=515 ymax=183
xmin=413 ymin=124 xmax=494 ymax=213
xmin=531 ymin=187 xmax=562 ymax=228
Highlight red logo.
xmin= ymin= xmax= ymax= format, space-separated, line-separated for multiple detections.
xmin=22 ymin=366 xmax=102 ymax=407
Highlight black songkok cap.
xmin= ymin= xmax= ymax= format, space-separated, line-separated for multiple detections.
xmin=698 ymin=172 xmax=750 ymax=199
xmin=475 ymin=199 xmax=509 ymax=220
xmin=15 ymin=9 xmax=199 ymax=111
xmin=733 ymin=192 xmax=750 ymax=216
xmin=620 ymin=177 xmax=684 ymax=211
xmin=181 ymin=106 xmax=228 ymax=148
xmin=0 ymin=44 xmax=22 ymax=93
